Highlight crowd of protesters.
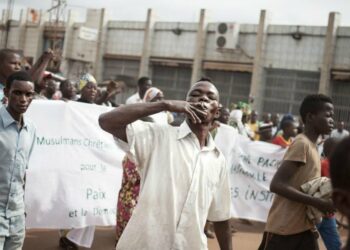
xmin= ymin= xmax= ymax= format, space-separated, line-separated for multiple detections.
xmin=1 ymin=47 xmax=350 ymax=250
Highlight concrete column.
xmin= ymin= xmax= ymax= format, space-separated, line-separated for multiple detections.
xmin=190 ymin=9 xmax=207 ymax=85
xmin=1 ymin=9 xmax=11 ymax=48
xmin=34 ymin=10 xmax=45 ymax=62
xmin=249 ymin=10 xmax=269 ymax=114
xmin=60 ymin=10 xmax=76 ymax=77
xmin=93 ymin=8 xmax=106 ymax=81
xmin=138 ymin=9 xmax=154 ymax=78
xmin=18 ymin=9 xmax=26 ymax=52
xmin=319 ymin=12 xmax=340 ymax=95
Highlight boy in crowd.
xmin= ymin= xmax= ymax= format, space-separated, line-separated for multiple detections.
xmin=271 ymin=120 xmax=297 ymax=148
xmin=0 ymin=71 xmax=36 ymax=249
xmin=0 ymin=49 xmax=53 ymax=104
xmin=0 ymin=49 xmax=22 ymax=105
xmin=125 ymin=77 xmax=152 ymax=104
xmin=330 ymin=136 xmax=350 ymax=250
xmin=259 ymin=94 xmax=335 ymax=250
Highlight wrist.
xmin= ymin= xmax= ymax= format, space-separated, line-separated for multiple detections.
xmin=309 ymin=196 xmax=321 ymax=208
xmin=161 ymin=100 xmax=170 ymax=111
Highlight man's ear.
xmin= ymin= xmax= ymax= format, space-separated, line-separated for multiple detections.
xmin=214 ymin=109 xmax=220 ymax=119
xmin=333 ymin=189 xmax=350 ymax=217
xmin=305 ymin=112 xmax=315 ymax=124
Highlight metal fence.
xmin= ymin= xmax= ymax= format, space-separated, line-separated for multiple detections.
xmin=262 ymin=69 xmax=320 ymax=115
xmin=151 ymin=65 xmax=192 ymax=100
xmin=204 ymin=70 xmax=251 ymax=108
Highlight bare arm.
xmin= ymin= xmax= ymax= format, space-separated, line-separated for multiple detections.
xmin=95 ymin=81 xmax=124 ymax=105
xmin=270 ymin=160 xmax=334 ymax=213
xmin=28 ymin=51 xmax=53 ymax=83
xmin=98 ymin=100 xmax=206 ymax=141
xmin=213 ymin=220 xmax=232 ymax=250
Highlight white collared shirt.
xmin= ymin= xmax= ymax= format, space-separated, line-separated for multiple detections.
xmin=115 ymin=121 xmax=232 ymax=250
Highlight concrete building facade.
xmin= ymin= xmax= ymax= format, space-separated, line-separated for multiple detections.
xmin=1 ymin=8 xmax=350 ymax=127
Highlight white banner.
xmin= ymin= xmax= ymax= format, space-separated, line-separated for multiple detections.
xmin=24 ymin=103 xmax=286 ymax=229
xmin=25 ymin=101 xmax=124 ymax=229
xmin=214 ymin=125 xmax=286 ymax=222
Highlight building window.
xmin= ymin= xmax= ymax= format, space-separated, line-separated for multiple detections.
xmin=204 ymin=70 xmax=251 ymax=108
xmin=262 ymin=69 xmax=319 ymax=115
xmin=332 ymin=80 xmax=350 ymax=129
xmin=151 ymin=65 xmax=192 ymax=100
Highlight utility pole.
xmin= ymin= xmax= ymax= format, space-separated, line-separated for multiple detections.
xmin=47 ymin=0 xmax=67 ymax=72
xmin=2 ymin=0 xmax=15 ymax=48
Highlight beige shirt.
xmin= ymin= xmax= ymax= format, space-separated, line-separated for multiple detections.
xmin=265 ymin=134 xmax=321 ymax=235
xmin=125 ymin=92 xmax=142 ymax=104
xmin=115 ymin=121 xmax=232 ymax=250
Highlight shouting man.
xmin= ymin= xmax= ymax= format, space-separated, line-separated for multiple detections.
xmin=99 ymin=80 xmax=232 ymax=250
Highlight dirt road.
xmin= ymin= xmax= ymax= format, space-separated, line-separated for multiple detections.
xmin=23 ymin=220 xmax=346 ymax=249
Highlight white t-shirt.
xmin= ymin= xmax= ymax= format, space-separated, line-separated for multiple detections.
xmin=115 ymin=121 xmax=232 ymax=250
xmin=331 ymin=129 xmax=349 ymax=139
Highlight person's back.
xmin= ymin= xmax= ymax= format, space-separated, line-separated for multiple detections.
xmin=259 ymin=94 xmax=335 ymax=250
xmin=330 ymin=137 xmax=350 ymax=250
xmin=316 ymin=137 xmax=342 ymax=250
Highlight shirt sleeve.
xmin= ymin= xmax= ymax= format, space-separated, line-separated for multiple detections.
xmin=282 ymin=137 xmax=307 ymax=164
xmin=26 ymin=125 xmax=36 ymax=169
xmin=207 ymin=161 xmax=232 ymax=222
xmin=114 ymin=120 xmax=163 ymax=171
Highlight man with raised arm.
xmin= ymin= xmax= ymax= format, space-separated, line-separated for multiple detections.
xmin=99 ymin=80 xmax=232 ymax=250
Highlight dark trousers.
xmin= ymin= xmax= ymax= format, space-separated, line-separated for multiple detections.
xmin=258 ymin=230 xmax=319 ymax=250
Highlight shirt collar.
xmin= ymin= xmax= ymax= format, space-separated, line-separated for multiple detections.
xmin=177 ymin=121 xmax=192 ymax=140
xmin=177 ymin=121 xmax=218 ymax=152
xmin=0 ymin=106 xmax=29 ymax=130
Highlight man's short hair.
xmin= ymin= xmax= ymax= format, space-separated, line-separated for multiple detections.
xmin=138 ymin=77 xmax=150 ymax=87
xmin=6 ymin=71 xmax=33 ymax=89
xmin=0 ymin=49 xmax=20 ymax=62
xmin=59 ymin=79 xmax=71 ymax=91
xmin=197 ymin=76 xmax=213 ymax=83
xmin=299 ymin=94 xmax=333 ymax=123
xmin=280 ymin=119 xmax=294 ymax=130
xmin=330 ymin=136 xmax=350 ymax=190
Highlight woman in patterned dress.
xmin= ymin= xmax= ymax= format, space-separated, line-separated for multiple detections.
xmin=115 ymin=155 xmax=141 ymax=244
xmin=115 ymin=87 xmax=169 ymax=244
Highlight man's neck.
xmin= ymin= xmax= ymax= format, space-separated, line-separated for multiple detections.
xmin=345 ymin=236 xmax=350 ymax=250
xmin=282 ymin=134 xmax=291 ymax=141
xmin=6 ymin=107 xmax=23 ymax=127
xmin=303 ymin=126 xmax=319 ymax=144
xmin=187 ymin=119 xmax=210 ymax=148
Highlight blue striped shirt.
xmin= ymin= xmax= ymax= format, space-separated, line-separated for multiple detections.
xmin=0 ymin=106 xmax=36 ymax=222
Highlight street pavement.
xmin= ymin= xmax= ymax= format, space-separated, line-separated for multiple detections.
xmin=23 ymin=219 xmax=346 ymax=249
